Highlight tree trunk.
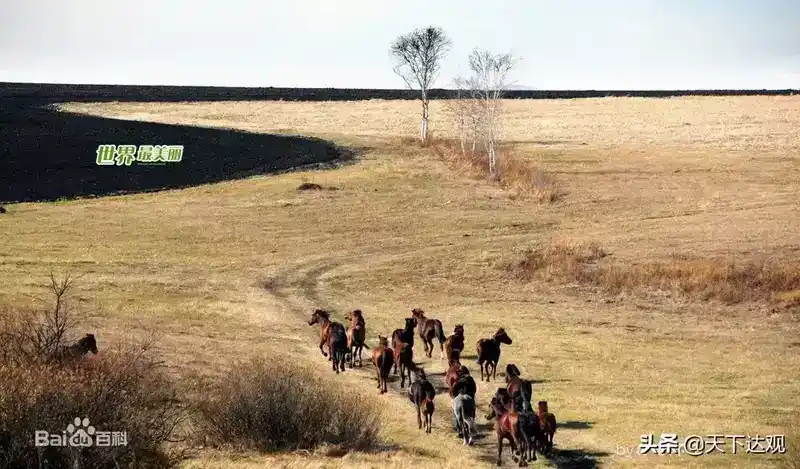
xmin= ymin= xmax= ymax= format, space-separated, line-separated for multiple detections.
xmin=420 ymin=98 xmax=429 ymax=143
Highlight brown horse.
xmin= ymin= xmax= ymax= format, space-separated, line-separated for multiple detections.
xmin=391 ymin=317 xmax=416 ymax=373
xmin=394 ymin=341 xmax=415 ymax=388
xmin=537 ymin=401 xmax=558 ymax=455
xmin=308 ymin=309 xmax=338 ymax=361
xmin=46 ymin=333 xmax=98 ymax=364
xmin=444 ymin=357 xmax=463 ymax=395
xmin=476 ymin=328 xmax=513 ymax=382
xmin=485 ymin=388 xmax=514 ymax=420
xmin=490 ymin=395 xmax=532 ymax=467
xmin=371 ymin=336 xmax=394 ymax=394
xmin=447 ymin=348 xmax=462 ymax=368
xmin=346 ymin=309 xmax=366 ymax=367
xmin=444 ymin=324 xmax=465 ymax=363
xmin=411 ymin=308 xmax=446 ymax=359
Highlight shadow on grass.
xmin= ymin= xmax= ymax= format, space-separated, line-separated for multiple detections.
xmin=559 ymin=421 xmax=595 ymax=430
xmin=547 ymin=449 xmax=610 ymax=469
xmin=0 ymin=101 xmax=364 ymax=203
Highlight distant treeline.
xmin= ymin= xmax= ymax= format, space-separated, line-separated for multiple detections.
xmin=1 ymin=82 xmax=796 ymax=103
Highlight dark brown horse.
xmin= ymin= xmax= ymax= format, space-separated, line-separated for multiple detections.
xmin=506 ymin=364 xmax=534 ymax=414
xmin=393 ymin=341 xmax=415 ymax=388
xmin=391 ymin=317 xmax=416 ymax=352
xmin=411 ymin=308 xmax=446 ymax=360
xmin=447 ymin=348 xmax=462 ymax=368
xmin=371 ymin=336 xmax=394 ymax=394
xmin=490 ymin=395 xmax=532 ymax=467
xmin=408 ymin=367 xmax=436 ymax=432
xmin=485 ymin=388 xmax=514 ymax=420
xmin=47 ymin=333 xmax=98 ymax=364
xmin=476 ymin=328 xmax=513 ymax=382
xmin=451 ymin=366 xmax=477 ymax=399
xmin=537 ymin=400 xmax=557 ymax=455
xmin=444 ymin=324 xmax=465 ymax=363
xmin=346 ymin=309 xmax=366 ymax=367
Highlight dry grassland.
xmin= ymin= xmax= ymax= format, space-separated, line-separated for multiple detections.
xmin=2 ymin=96 xmax=798 ymax=468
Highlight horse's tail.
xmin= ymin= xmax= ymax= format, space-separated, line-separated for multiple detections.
xmin=521 ymin=380 xmax=533 ymax=413
xmin=435 ymin=320 xmax=446 ymax=344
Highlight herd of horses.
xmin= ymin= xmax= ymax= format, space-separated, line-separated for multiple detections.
xmin=308 ymin=308 xmax=559 ymax=467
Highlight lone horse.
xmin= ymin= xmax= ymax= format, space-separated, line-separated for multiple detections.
xmin=408 ymin=367 xmax=436 ymax=433
xmin=411 ymin=308 xmax=446 ymax=360
xmin=476 ymin=328 xmax=513 ymax=382
xmin=371 ymin=336 xmax=394 ymax=394
xmin=47 ymin=333 xmax=98 ymax=364
xmin=308 ymin=309 xmax=347 ymax=364
xmin=346 ymin=309 xmax=366 ymax=367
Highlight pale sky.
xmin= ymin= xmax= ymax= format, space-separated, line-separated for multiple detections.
xmin=1 ymin=0 xmax=798 ymax=89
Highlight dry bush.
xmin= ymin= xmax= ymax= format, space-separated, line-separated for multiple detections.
xmin=0 ymin=276 xmax=184 ymax=469
xmin=506 ymin=240 xmax=800 ymax=304
xmin=195 ymin=357 xmax=381 ymax=453
xmin=431 ymin=138 xmax=559 ymax=203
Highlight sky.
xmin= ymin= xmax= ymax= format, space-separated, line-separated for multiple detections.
xmin=1 ymin=0 xmax=798 ymax=89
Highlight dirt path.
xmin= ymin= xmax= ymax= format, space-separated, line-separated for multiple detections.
xmin=258 ymin=238 xmax=542 ymax=467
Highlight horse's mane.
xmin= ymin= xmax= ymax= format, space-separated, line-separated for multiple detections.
xmin=314 ymin=309 xmax=330 ymax=319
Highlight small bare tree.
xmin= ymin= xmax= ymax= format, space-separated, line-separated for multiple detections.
xmin=390 ymin=26 xmax=451 ymax=143
xmin=466 ymin=48 xmax=519 ymax=175
xmin=442 ymin=77 xmax=484 ymax=155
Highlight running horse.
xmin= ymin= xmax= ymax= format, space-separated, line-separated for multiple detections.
xmin=346 ymin=309 xmax=367 ymax=367
xmin=411 ymin=308 xmax=446 ymax=360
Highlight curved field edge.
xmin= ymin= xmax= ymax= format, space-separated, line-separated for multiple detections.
xmin=2 ymin=97 xmax=799 ymax=469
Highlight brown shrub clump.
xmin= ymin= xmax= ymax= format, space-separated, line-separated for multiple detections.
xmin=506 ymin=240 xmax=800 ymax=304
xmin=0 ymin=275 xmax=183 ymax=469
xmin=195 ymin=356 xmax=381 ymax=453
xmin=430 ymin=138 xmax=559 ymax=203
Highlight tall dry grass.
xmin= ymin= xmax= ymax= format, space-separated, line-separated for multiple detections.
xmin=506 ymin=239 xmax=800 ymax=304
xmin=194 ymin=357 xmax=381 ymax=453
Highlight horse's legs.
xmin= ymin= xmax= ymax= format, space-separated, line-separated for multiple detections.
xmin=319 ymin=338 xmax=327 ymax=358
xmin=439 ymin=341 xmax=445 ymax=360
xmin=399 ymin=363 xmax=406 ymax=388
xmin=479 ymin=361 xmax=485 ymax=381
xmin=416 ymin=403 xmax=422 ymax=429
xmin=497 ymin=434 xmax=504 ymax=466
xmin=492 ymin=361 xmax=498 ymax=381
xmin=376 ymin=368 xmax=382 ymax=391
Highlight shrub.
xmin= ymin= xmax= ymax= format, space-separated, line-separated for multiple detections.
xmin=506 ymin=239 xmax=800 ymax=304
xmin=195 ymin=357 xmax=380 ymax=453
xmin=0 ymin=275 xmax=183 ymax=469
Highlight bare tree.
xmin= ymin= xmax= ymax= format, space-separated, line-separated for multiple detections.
xmin=466 ymin=48 xmax=519 ymax=175
xmin=442 ymin=77 xmax=484 ymax=155
xmin=390 ymin=26 xmax=451 ymax=143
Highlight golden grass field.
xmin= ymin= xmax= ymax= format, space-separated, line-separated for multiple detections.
xmin=3 ymin=96 xmax=799 ymax=468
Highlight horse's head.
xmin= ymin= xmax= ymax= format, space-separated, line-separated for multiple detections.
xmin=80 ymin=333 xmax=98 ymax=354
xmin=411 ymin=308 xmax=425 ymax=321
xmin=309 ymin=309 xmax=329 ymax=325
xmin=458 ymin=365 xmax=470 ymax=376
xmin=378 ymin=335 xmax=389 ymax=347
xmin=490 ymin=396 xmax=506 ymax=415
xmin=538 ymin=400 xmax=549 ymax=414
xmin=404 ymin=317 xmax=416 ymax=331
xmin=448 ymin=349 xmax=461 ymax=365
xmin=453 ymin=324 xmax=464 ymax=336
xmin=349 ymin=309 xmax=363 ymax=322
xmin=495 ymin=387 xmax=512 ymax=405
xmin=494 ymin=328 xmax=513 ymax=345
xmin=505 ymin=363 xmax=521 ymax=378
xmin=415 ymin=366 xmax=427 ymax=381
